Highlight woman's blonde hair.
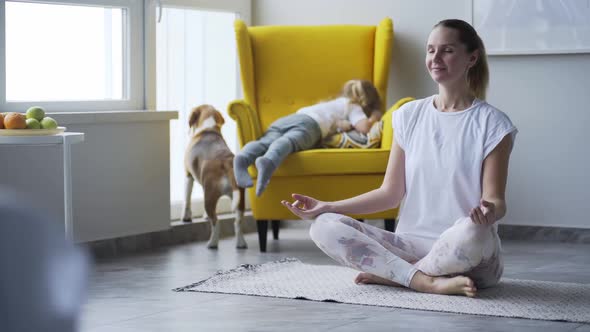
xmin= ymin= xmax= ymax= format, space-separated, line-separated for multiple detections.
xmin=341 ymin=79 xmax=382 ymax=117
xmin=434 ymin=19 xmax=489 ymax=100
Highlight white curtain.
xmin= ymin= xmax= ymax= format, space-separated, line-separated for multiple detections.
xmin=156 ymin=7 xmax=238 ymax=219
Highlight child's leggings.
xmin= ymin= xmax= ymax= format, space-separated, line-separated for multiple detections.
xmin=237 ymin=114 xmax=321 ymax=167
xmin=309 ymin=213 xmax=503 ymax=289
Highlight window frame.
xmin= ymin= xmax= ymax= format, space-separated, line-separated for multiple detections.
xmin=0 ymin=0 xmax=144 ymax=112
xmin=144 ymin=0 xmax=250 ymax=110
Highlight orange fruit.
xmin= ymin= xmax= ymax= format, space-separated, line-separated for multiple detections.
xmin=4 ymin=112 xmax=27 ymax=129
xmin=0 ymin=113 xmax=4 ymax=129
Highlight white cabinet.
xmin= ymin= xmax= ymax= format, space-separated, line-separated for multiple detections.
xmin=0 ymin=133 xmax=84 ymax=239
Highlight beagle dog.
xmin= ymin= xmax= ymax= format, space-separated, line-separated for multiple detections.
xmin=182 ymin=104 xmax=247 ymax=249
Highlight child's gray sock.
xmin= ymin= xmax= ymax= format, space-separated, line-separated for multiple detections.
xmin=255 ymin=157 xmax=277 ymax=196
xmin=233 ymin=154 xmax=253 ymax=188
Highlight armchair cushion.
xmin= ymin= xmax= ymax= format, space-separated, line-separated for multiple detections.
xmin=269 ymin=148 xmax=390 ymax=177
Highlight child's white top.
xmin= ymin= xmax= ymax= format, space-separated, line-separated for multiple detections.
xmin=393 ymin=95 xmax=518 ymax=240
xmin=297 ymin=97 xmax=367 ymax=138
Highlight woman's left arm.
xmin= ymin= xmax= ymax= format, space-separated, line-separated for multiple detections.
xmin=470 ymin=134 xmax=514 ymax=225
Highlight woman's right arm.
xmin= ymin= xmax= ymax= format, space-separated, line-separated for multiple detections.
xmin=282 ymin=140 xmax=406 ymax=219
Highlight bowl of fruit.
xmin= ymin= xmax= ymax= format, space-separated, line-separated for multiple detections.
xmin=0 ymin=107 xmax=65 ymax=136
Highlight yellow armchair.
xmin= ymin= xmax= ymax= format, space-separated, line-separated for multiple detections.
xmin=228 ymin=18 xmax=414 ymax=251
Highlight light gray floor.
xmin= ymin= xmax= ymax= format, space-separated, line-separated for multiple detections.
xmin=81 ymin=223 xmax=590 ymax=332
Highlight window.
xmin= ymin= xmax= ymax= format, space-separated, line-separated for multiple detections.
xmin=1 ymin=0 xmax=251 ymax=221
xmin=0 ymin=0 xmax=143 ymax=112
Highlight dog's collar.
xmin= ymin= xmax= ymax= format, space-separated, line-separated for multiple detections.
xmin=191 ymin=124 xmax=222 ymax=138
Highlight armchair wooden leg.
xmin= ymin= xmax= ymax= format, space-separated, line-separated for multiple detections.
xmin=271 ymin=220 xmax=280 ymax=240
xmin=257 ymin=219 xmax=268 ymax=252
xmin=384 ymin=218 xmax=396 ymax=232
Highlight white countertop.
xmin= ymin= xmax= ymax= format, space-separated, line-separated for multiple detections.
xmin=0 ymin=132 xmax=85 ymax=145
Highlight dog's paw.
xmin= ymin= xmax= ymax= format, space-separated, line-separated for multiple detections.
xmin=182 ymin=210 xmax=192 ymax=222
xmin=207 ymin=242 xmax=218 ymax=249
xmin=236 ymin=237 xmax=248 ymax=249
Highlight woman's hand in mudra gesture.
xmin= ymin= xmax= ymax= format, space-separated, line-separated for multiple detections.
xmin=281 ymin=193 xmax=328 ymax=220
xmin=470 ymin=199 xmax=497 ymax=225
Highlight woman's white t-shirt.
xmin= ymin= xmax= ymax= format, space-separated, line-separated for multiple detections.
xmin=297 ymin=97 xmax=367 ymax=138
xmin=393 ymin=95 xmax=518 ymax=240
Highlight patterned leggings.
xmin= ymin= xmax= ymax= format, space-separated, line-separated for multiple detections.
xmin=309 ymin=213 xmax=503 ymax=289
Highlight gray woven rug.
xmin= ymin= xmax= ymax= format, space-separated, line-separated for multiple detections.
xmin=174 ymin=258 xmax=590 ymax=323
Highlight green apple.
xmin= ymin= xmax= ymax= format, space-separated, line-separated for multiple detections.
xmin=26 ymin=106 xmax=45 ymax=121
xmin=40 ymin=117 xmax=58 ymax=129
xmin=26 ymin=118 xmax=41 ymax=129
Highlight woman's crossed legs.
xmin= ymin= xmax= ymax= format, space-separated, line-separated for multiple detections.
xmin=309 ymin=213 xmax=503 ymax=297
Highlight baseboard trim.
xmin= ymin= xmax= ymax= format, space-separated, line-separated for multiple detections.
xmin=84 ymin=217 xmax=590 ymax=260
xmin=85 ymin=212 xmax=256 ymax=260
xmin=283 ymin=220 xmax=590 ymax=244
xmin=498 ymin=224 xmax=590 ymax=244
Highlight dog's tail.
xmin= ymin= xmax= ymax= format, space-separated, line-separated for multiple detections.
xmin=232 ymin=187 xmax=245 ymax=213
xmin=225 ymin=159 xmax=245 ymax=213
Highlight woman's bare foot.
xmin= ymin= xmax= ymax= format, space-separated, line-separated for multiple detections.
xmin=409 ymin=271 xmax=477 ymax=297
xmin=354 ymin=272 xmax=402 ymax=287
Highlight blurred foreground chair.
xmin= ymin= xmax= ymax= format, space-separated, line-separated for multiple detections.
xmin=0 ymin=189 xmax=90 ymax=332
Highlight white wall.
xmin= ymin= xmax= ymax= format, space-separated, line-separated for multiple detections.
xmin=68 ymin=126 xmax=165 ymax=242
xmin=61 ymin=113 xmax=177 ymax=242
xmin=252 ymin=0 xmax=590 ymax=229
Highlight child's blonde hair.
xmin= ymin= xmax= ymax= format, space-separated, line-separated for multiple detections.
xmin=341 ymin=79 xmax=382 ymax=117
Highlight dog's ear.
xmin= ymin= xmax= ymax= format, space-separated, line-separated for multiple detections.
xmin=214 ymin=111 xmax=225 ymax=127
xmin=189 ymin=106 xmax=202 ymax=128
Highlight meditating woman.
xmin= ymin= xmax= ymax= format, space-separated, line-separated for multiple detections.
xmin=282 ymin=19 xmax=518 ymax=297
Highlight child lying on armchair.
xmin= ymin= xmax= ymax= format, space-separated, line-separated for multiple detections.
xmin=233 ymin=79 xmax=383 ymax=196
